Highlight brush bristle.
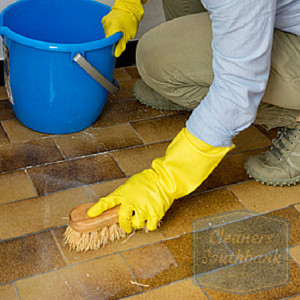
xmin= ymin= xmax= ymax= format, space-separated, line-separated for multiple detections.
xmin=63 ymin=224 xmax=127 ymax=252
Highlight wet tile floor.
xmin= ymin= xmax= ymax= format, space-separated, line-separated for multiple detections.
xmin=0 ymin=66 xmax=299 ymax=300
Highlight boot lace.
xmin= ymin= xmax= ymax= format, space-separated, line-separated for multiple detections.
xmin=268 ymin=126 xmax=300 ymax=161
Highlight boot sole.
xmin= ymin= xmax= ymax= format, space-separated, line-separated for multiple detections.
xmin=244 ymin=163 xmax=300 ymax=187
xmin=132 ymin=87 xmax=188 ymax=111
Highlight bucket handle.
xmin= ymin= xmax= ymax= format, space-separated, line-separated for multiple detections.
xmin=73 ymin=53 xmax=120 ymax=95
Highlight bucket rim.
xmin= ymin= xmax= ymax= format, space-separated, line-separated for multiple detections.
xmin=0 ymin=0 xmax=123 ymax=53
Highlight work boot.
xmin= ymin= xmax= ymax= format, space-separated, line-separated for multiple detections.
xmin=133 ymin=80 xmax=190 ymax=111
xmin=244 ymin=123 xmax=300 ymax=186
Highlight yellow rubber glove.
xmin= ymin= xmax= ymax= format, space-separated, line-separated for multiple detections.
xmin=88 ymin=128 xmax=234 ymax=233
xmin=102 ymin=0 xmax=146 ymax=57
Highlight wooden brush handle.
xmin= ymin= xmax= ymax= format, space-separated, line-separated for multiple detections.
xmin=69 ymin=203 xmax=120 ymax=233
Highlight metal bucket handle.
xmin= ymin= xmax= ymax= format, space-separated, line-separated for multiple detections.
xmin=73 ymin=53 xmax=120 ymax=95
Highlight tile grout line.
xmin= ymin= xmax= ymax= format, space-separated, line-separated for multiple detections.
xmin=225 ymin=186 xmax=255 ymax=215
xmin=191 ymin=204 xmax=298 ymax=236
xmin=0 ymin=118 xmax=147 ymax=146
xmin=0 ymin=139 xmax=171 ymax=176
xmin=195 ymin=277 xmax=212 ymax=300
xmin=194 ymin=248 xmax=290 ymax=281
xmin=108 ymin=152 xmax=127 ymax=178
xmin=1 ymin=135 xmax=263 ymax=177
xmin=0 ymin=185 xmax=87 ymax=208
xmin=0 ymin=233 xmax=175 ymax=287
xmin=158 ymin=227 xmax=167 ymax=239
xmin=0 ymin=230 xmax=294 ymax=289
xmin=50 ymin=229 xmax=69 ymax=266
xmin=12 ymin=282 xmax=21 ymax=300
xmin=286 ymin=248 xmax=300 ymax=267
xmin=52 ymin=136 xmax=67 ymax=160
xmin=0 ymin=183 xmax=296 ymax=244
xmin=227 ymin=185 xmax=300 ymax=216
xmin=281 ymin=295 xmax=300 ymax=300
xmin=119 ymin=277 xmax=212 ymax=300
xmin=82 ymin=185 xmax=97 ymax=203
xmin=240 ymin=202 xmax=300 ymax=218
xmin=0 ymin=109 xmax=188 ymax=148
xmin=0 ymin=134 xmax=56 ymax=147
xmin=0 ymin=226 xmax=66 ymax=245
xmin=119 ymin=253 xmax=144 ymax=293
xmin=0 ymin=200 xmax=295 ymax=250
xmin=211 ymin=227 xmax=241 ymax=263
xmin=0 ymin=246 xmax=134 ymax=288
xmin=24 ymin=168 xmax=39 ymax=197
xmin=0 ymin=173 xmax=251 ymax=209
xmin=0 ymin=121 xmax=11 ymax=143
xmin=127 ymin=122 xmax=146 ymax=145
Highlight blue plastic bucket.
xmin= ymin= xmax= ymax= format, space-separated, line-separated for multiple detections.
xmin=0 ymin=0 xmax=122 ymax=134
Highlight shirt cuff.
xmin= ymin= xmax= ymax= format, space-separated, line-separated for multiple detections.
xmin=186 ymin=100 xmax=236 ymax=148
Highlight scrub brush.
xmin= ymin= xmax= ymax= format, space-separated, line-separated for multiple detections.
xmin=64 ymin=203 xmax=126 ymax=252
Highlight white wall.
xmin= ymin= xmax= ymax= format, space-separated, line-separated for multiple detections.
xmin=0 ymin=0 xmax=15 ymax=58
xmin=0 ymin=0 xmax=165 ymax=59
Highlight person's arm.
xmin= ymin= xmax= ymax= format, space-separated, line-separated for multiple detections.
xmin=88 ymin=128 xmax=233 ymax=233
xmin=187 ymin=0 xmax=277 ymax=147
xmin=87 ymin=0 xmax=277 ymax=233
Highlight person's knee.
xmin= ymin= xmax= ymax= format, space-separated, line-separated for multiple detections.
xmin=136 ymin=31 xmax=167 ymax=85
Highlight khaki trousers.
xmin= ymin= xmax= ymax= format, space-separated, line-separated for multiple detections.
xmin=136 ymin=0 xmax=300 ymax=128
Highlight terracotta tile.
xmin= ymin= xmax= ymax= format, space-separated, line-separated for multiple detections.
xmin=1 ymin=119 xmax=50 ymax=143
xmin=160 ymin=109 xmax=190 ymax=116
xmin=0 ymin=187 xmax=91 ymax=239
xmin=192 ymin=229 xmax=237 ymax=277
xmin=0 ymin=86 xmax=8 ymax=100
xmin=0 ymin=124 xmax=9 ymax=145
xmin=125 ymin=66 xmax=141 ymax=79
xmin=114 ymin=67 xmax=131 ymax=82
xmin=267 ymin=207 xmax=300 ymax=247
xmin=242 ymin=147 xmax=271 ymax=159
xmin=27 ymin=154 xmax=125 ymax=195
xmin=108 ymin=80 xmax=139 ymax=102
xmin=16 ymin=254 xmax=140 ymax=300
xmin=54 ymin=226 xmax=165 ymax=264
xmin=232 ymin=126 xmax=271 ymax=153
xmin=54 ymin=124 xmax=143 ymax=158
xmin=0 ymin=284 xmax=18 ymax=300
xmin=85 ymin=178 xmax=128 ymax=201
xmin=125 ymin=279 xmax=208 ymax=299
xmin=255 ymin=125 xmax=279 ymax=141
xmin=195 ymin=153 xmax=249 ymax=193
xmin=199 ymin=258 xmax=300 ymax=300
xmin=130 ymin=114 xmax=190 ymax=144
xmin=93 ymin=100 xmax=161 ymax=128
xmin=0 ymin=170 xmax=37 ymax=204
xmin=0 ymin=100 xmax=15 ymax=120
xmin=123 ymin=235 xmax=192 ymax=290
xmin=123 ymin=233 xmax=232 ymax=291
xmin=0 ymin=138 xmax=63 ymax=173
xmin=229 ymin=181 xmax=300 ymax=213
xmin=290 ymin=245 xmax=300 ymax=265
xmin=213 ymin=214 xmax=291 ymax=260
xmin=160 ymin=188 xmax=247 ymax=238
xmin=0 ymin=231 xmax=65 ymax=284
xmin=111 ymin=141 xmax=169 ymax=176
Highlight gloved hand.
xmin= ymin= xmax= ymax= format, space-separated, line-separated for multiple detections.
xmin=102 ymin=0 xmax=146 ymax=57
xmin=88 ymin=128 xmax=234 ymax=233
